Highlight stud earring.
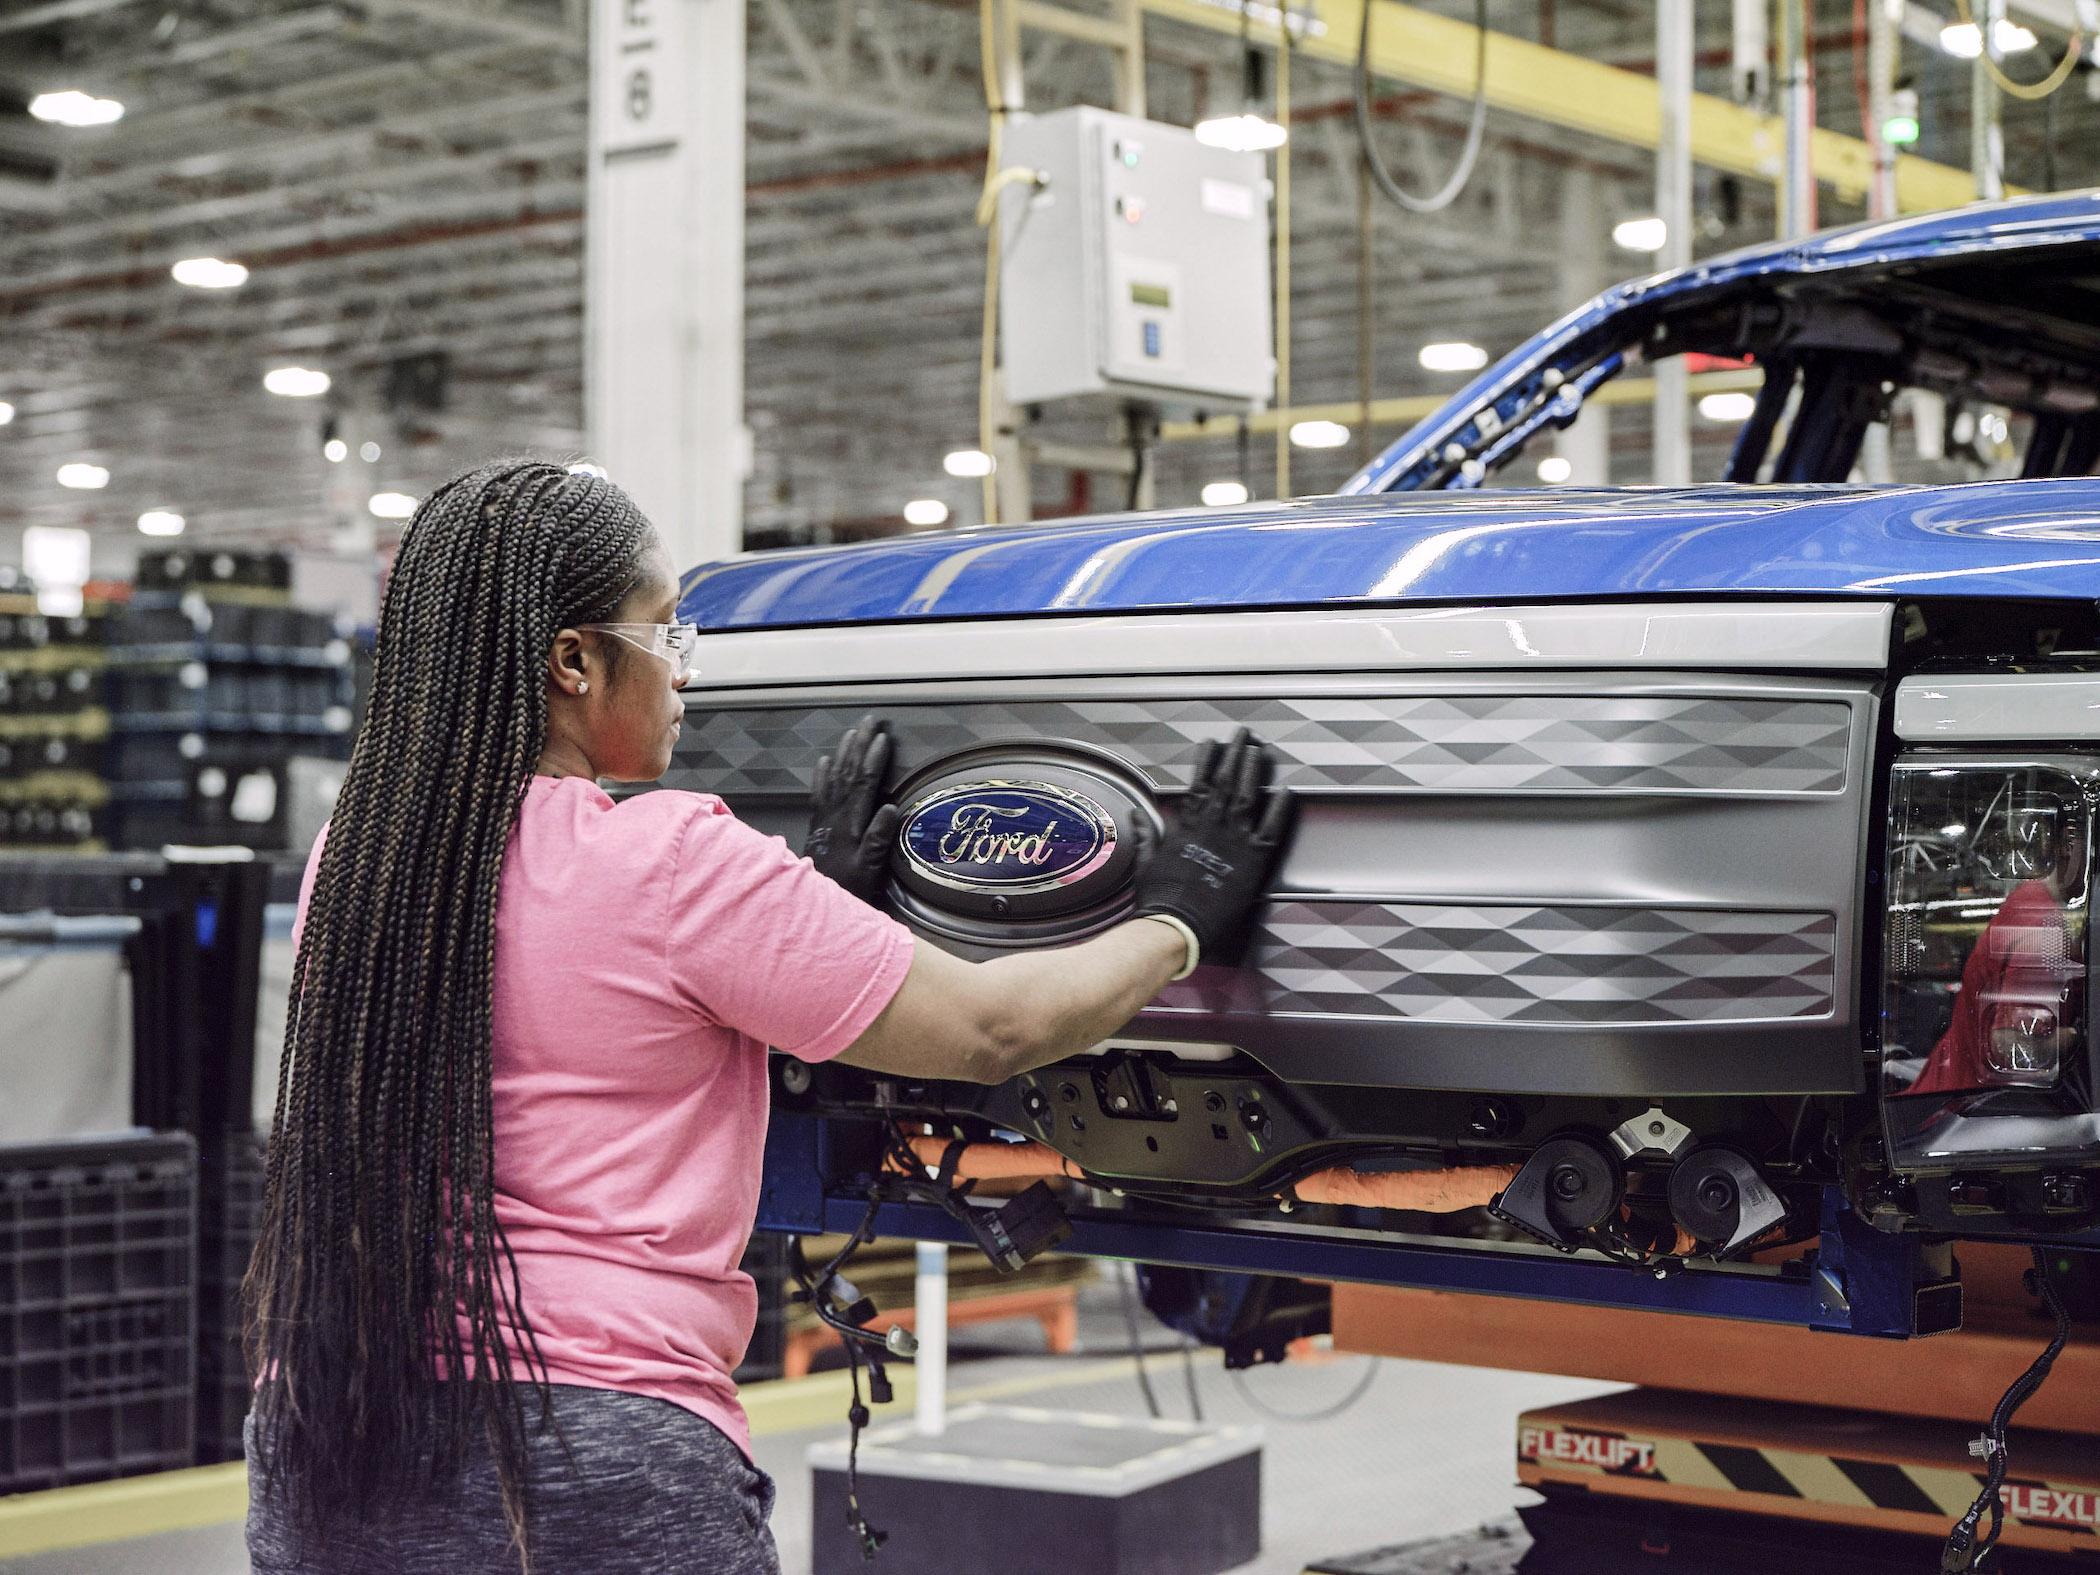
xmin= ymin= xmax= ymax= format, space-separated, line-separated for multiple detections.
xmin=578 ymin=681 xmax=589 ymax=695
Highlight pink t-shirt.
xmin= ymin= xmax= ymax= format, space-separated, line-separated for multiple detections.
xmin=293 ymin=776 xmax=914 ymax=1459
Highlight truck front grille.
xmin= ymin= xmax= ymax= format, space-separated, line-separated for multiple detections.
xmin=665 ymin=669 xmax=1878 ymax=1096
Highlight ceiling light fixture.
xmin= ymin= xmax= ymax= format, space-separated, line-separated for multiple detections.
xmin=263 ymin=366 xmax=331 ymax=398
xmin=171 ymin=257 xmax=248 ymax=289
xmin=1939 ymin=18 xmax=2034 ymax=56
xmin=1201 ymin=480 xmax=1251 ymax=506
xmin=1698 ymin=391 xmax=1759 ymax=422
xmin=943 ymin=448 xmax=995 ymax=478
xmin=323 ymin=438 xmax=348 ymax=463
xmin=137 ymin=510 xmax=186 ymax=537
xmin=1612 ymin=215 xmax=1669 ymax=253
xmin=28 ymin=90 xmax=124 ymax=127
xmin=22 ymin=526 xmax=90 ymax=618
xmin=56 ymin=462 xmax=110 ymax=490
xmin=1536 ymin=455 xmax=1574 ymax=484
xmin=903 ymin=498 xmax=951 ymax=527
xmin=1193 ymin=113 xmax=1288 ymax=153
xmin=368 ymin=492 xmax=418 ymax=519
xmin=1419 ymin=341 xmax=1489 ymax=373
xmin=1940 ymin=21 xmax=1984 ymax=55
xmin=0 ymin=402 xmax=13 ymax=426
xmin=1288 ymin=420 xmax=1351 ymax=450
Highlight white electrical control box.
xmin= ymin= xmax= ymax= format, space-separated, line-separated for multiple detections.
xmin=997 ymin=107 xmax=1274 ymax=414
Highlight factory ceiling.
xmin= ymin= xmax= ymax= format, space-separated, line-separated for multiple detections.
xmin=0 ymin=0 xmax=2091 ymax=559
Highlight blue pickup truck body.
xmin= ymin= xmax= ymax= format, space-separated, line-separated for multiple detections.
xmin=684 ymin=193 xmax=2100 ymax=1339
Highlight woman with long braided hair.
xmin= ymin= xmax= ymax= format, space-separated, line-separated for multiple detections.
xmin=243 ymin=458 xmax=1292 ymax=1572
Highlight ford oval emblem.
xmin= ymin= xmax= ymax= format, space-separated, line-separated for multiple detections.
xmin=898 ymin=779 xmax=1118 ymax=895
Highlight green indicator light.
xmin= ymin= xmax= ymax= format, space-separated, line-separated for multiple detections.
xmin=1883 ymin=113 xmax=1921 ymax=147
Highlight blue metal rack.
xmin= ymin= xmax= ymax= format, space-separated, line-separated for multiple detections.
xmin=754 ymin=1109 xmax=1988 ymax=1341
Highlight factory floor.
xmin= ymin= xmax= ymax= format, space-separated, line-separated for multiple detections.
xmin=0 ymin=1275 xmax=1619 ymax=1575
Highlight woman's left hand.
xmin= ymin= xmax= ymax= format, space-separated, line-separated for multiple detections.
xmin=804 ymin=715 xmax=901 ymax=904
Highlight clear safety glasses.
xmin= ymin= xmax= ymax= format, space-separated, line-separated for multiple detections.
xmin=583 ymin=621 xmax=702 ymax=678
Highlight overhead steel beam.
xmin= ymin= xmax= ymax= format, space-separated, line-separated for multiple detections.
xmin=1137 ymin=0 xmax=2004 ymax=214
xmin=0 ymin=134 xmax=582 ymax=257
xmin=60 ymin=85 xmax=584 ymax=197
xmin=153 ymin=7 xmax=349 ymax=67
xmin=93 ymin=42 xmax=543 ymax=148
xmin=355 ymin=0 xmax=581 ymax=52
xmin=0 ymin=0 xmax=143 ymax=34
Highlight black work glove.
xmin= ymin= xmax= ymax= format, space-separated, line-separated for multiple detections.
xmin=805 ymin=715 xmax=901 ymax=905
xmin=1134 ymin=726 xmax=1294 ymax=966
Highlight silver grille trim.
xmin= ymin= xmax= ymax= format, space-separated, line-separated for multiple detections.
xmin=1157 ymin=900 xmax=1838 ymax=1027
xmin=669 ymin=685 xmax=1854 ymax=799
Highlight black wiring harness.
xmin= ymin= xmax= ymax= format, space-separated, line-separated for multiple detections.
xmin=786 ymin=1202 xmax=907 ymax=1562
xmin=785 ymin=1126 xmax=1076 ymax=1562
xmin=1941 ymin=1248 xmax=2075 ymax=1573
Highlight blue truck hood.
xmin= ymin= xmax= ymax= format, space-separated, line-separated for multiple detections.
xmin=681 ymin=479 xmax=2100 ymax=629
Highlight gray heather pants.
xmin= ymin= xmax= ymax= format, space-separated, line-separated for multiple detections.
xmin=245 ymin=1385 xmax=780 ymax=1574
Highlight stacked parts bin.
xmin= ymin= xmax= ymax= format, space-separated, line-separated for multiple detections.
xmin=103 ymin=548 xmax=352 ymax=853
xmin=0 ymin=852 xmax=271 ymax=1474
xmin=0 ymin=1133 xmax=198 ymax=1492
xmin=0 ymin=572 xmax=111 ymax=853
xmin=195 ymin=1128 xmax=264 ymax=1463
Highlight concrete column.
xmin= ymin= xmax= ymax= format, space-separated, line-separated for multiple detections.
xmin=586 ymin=0 xmax=746 ymax=570
xmin=1555 ymin=170 xmax=1610 ymax=485
xmin=1652 ymin=0 xmax=1694 ymax=486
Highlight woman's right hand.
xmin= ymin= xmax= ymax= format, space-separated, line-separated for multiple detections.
xmin=1133 ymin=727 xmax=1294 ymax=967
xmin=805 ymin=716 xmax=901 ymax=905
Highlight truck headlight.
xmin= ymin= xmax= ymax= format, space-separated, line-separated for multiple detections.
xmin=1883 ymin=757 xmax=2099 ymax=1172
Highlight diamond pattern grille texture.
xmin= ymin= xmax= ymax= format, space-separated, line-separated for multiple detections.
xmin=668 ymin=694 xmax=1852 ymax=797
xmin=1158 ymin=902 xmax=1838 ymax=1025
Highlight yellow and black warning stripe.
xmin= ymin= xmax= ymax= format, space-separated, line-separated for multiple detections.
xmin=1517 ymin=1394 xmax=2100 ymax=1559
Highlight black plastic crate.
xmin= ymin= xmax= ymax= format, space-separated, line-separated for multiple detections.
xmin=0 ymin=1134 xmax=198 ymax=1491
xmin=195 ymin=1130 xmax=265 ymax=1464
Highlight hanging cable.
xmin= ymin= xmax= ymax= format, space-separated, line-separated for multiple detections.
xmin=1229 ymin=1354 xmax=1381 ymax=1423
xmin=1118 ymin=1263 xmax=1164 ymax=1419
xmin=1940 ymin=1247 xmax=2074 ymax=1572
xmin=789 ymin=1201 xmax=897 ymax=1561
xmin=1954 ymin=0 xmax=2084 ymax=100
xmin=1179 ymin=1337 xmax=1206 ymax=1423
xmin=841 ymin=1335 xmax=886 ymax=1561
xmin=1354 ymin=0 xmax=1489 ymax=214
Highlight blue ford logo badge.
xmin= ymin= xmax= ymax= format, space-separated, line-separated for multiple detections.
xmin=899 ymin=780 xmax=1118 ymax=895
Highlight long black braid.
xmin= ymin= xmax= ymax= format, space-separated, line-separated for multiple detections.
xmin=243 ymin=460 xmax=657 ymax=1552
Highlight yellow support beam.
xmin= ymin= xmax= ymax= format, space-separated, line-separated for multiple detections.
xmin=1160 ymin=367 xmax=1762 ymax=442
xmin=1138 ymin=0 xmax=2001 ymax=214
